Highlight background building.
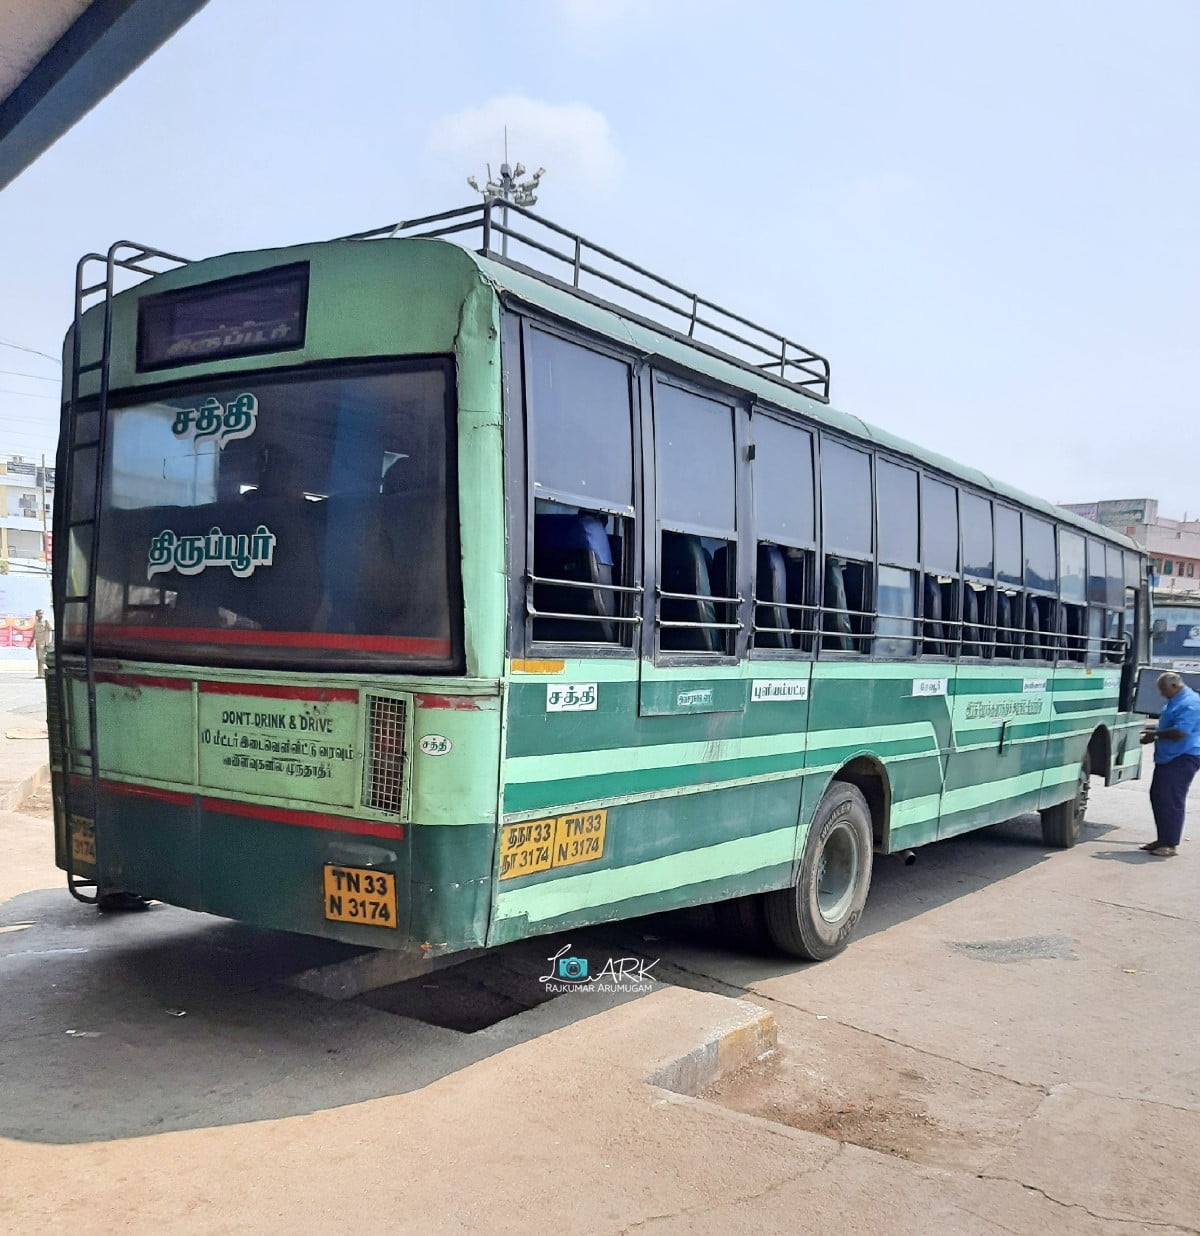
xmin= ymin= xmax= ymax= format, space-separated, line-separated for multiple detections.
xmin=0 ymin=453 xmax=52 ymax=575
xmin=1061 ymin=498 xmax=1200 ymax=594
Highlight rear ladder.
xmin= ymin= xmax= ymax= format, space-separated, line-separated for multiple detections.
xmin=55 ymin=241 xmax=188 ymax=903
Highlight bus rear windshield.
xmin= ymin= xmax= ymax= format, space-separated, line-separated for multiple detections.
xmin=64 ymin=359 xmax=460 ymax=669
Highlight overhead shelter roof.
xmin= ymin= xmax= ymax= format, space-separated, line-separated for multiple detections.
xmin=0 ymin=0 xmax=209 ymax=191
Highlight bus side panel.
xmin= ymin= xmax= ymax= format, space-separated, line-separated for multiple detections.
xmin=489 ymin=781 xmax=800 ymax=944
xmin=807 ymin=662 xmax=950 ymax=854
xmin=96 ymin=786 xmax=201 ymax=911
xmin=937 ymin=665 xmax=1051 ymax=840
xmin=489 ymin=666 xmax=809 ymax=945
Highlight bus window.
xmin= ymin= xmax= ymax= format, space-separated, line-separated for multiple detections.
xmin=654 ymin=382 xmax=739 ymax=655
xmin=1023 ymin=515 xmax=1057 ymax=660
xmin=753 ymin=416 xmax=815 ymax=652
xmin=821 ymin=439 xmax=873 ymax=654
xmin=876 ymin=565 xmax=918 ymax=657
xmin=961 ymin=491 xmax=994 ymax=657
xmin=84 ymin=362 xmax=458 ymax=668
xmin=921 ymin=477 xmax=960 ymax=657
xmin=526 ymin=330 xmax=638 ymax=647
xmin=1059 ymin=529 xmax=1086 ymax=663
xmin=876 ymin=460 xmax=919 ymax=658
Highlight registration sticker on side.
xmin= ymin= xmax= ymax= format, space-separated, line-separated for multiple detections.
xmin=323 ymin=865 xmax=397 ymax=928
xmin=499 ymin=809 xmax=608 ymax=880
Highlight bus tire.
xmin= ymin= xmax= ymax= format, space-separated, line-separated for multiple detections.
xmin=763 ymin=782 xmax=873 ymax=961
xmin=1040 ymin=752 xmax=1091 ymax=849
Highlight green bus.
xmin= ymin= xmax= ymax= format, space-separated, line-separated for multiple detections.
xmin=49 ymin=204 xmax=1148 ymax=962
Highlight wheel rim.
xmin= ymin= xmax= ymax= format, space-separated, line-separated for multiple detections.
xmin=815 ymin=820 xmax=860 ymax=923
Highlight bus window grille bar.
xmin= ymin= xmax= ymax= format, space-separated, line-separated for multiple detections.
xmin=657 ymin=588 xmax=744 ymax=605
xmin=527 ymin=608 xmax=642 ymax=626
xmin=527 ymin=574 xmax=643 ymax=595
xmin=338 ymin=201 xmax=831 ymax=402
xmin=658 ymin=619 xmax=743 ymax=631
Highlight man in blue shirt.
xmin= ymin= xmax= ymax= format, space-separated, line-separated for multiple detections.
xmin=1140 ymin=672 xmax=1200 ymax=856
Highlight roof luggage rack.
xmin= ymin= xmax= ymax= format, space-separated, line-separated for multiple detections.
xmin=340 ymin=201 xmax=831 ymax=404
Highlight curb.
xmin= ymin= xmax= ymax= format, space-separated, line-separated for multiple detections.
xmin=0 ymin=763 xmax=51 ymax=813
xmin=286 ymin=945 xmax=489 ymax=1001
xmin=647 ymin=998 xmax=777 ymax=1096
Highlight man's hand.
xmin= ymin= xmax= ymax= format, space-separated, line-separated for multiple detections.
xmin=1140 ymin=730 xmax=1158 ymax=746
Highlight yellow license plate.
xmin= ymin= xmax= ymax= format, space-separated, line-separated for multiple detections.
xmin=70 ymin=816 xmax=96 ymax=866
xmin=499 ymin=809 xmax=608 ymax=880
xmin=323 ymin=865 xmax=397 ymax=928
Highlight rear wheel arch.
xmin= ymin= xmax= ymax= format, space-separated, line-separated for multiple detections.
xmin=827 ymin=754 xmax=892 ymax=853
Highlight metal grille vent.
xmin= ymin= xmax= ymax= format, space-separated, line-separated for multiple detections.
xmin=364 ymin=695 xmax=407 ymax=814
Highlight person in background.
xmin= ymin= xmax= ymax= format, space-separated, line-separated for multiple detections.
xmin=1140 ymin=671 xmax=1200 ymax=857
xmin=33 ymin=609 xmax=53 ymax=679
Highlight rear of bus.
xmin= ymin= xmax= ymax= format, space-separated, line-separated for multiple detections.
xmin=50 ymin=239 xmax=507 ymax=954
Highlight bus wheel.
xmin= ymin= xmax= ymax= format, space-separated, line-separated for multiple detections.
xmin=764 ymin=782 xmax=873 ymax=961
xmin=1040 ymin=752 xmax=1091 ymax=849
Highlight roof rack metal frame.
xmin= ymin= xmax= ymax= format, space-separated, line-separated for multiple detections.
xmin=338 ymin=201 xmax=831 ymax=404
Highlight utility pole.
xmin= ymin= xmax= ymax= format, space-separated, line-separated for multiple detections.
xmin=467 ymin=128 xmax=545 ymax=258
xmin=39 ymin=453 xmax=49 ymax=576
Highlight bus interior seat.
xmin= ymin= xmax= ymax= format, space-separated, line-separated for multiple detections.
xmin=1024 ymin=595 xmax=1041 ymax=659
xmin=822 ymin=557 xmax=854 ymax=651
xmin=533 ymin=512 xmax=618 ymax=642
xmin=962 ymin=586 xmax=981 ymax=657
xmin=661 ymin=533 xmax=717 ymax=652
xmin=923 ymin=575 xmax=945 ymax=655
xmin=755 ymin=543 xmax=791 ymax=648
xmin=996 ymin=591 xmax=1013 ymax=656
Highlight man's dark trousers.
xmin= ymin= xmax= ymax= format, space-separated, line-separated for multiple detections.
xmin=1149 ymin=754 xmax=1200 ymax=847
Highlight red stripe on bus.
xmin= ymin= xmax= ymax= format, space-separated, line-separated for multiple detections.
xmin=416 ymin=693 xmax=481 ymax=710
xmin=86 ymin=778 xmax=405 ymax=840
xmin=87 ymin=624 xmax=452 ymax=657
xmin=76 ymin=777 xmax=194 ymax=806
xmin=198 ymin=681 xmax=359 ymax=702
xmin=94 ymin=672 xmax=192 ymax=691
xmin=200 ymin=796 xmax=405 ymax=840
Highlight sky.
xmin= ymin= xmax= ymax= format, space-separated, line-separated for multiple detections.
xmin=0 ymin=0 xmax=1197 ymax=514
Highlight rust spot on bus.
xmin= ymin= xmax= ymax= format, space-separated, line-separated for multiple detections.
xmin=416 ymin=694 xmax=481 ymax=711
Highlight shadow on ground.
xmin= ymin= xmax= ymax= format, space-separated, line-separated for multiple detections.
xmin=0 ymin=802 xmax=1127 ymax=1147
xmin=0 ymin=889 xmax=653 ymax=1146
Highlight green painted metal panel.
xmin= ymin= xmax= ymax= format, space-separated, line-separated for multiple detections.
xmin=95 ymin=679 xmax=196 ymax=783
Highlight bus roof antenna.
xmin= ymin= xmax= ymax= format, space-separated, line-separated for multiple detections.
xmin=467 ymin=136 xmax=546 ymax=258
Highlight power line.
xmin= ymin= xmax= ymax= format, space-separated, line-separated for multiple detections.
xmin=0 ymin=339 xmax=58 ymax=364
xmin=0 ymin=388 xmax=57 ymax=399
xmin=0 ymin=369 xmax=58 ymax=383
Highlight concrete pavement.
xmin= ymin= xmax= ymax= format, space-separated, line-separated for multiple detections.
xmin=0 ymin=756 xmax=1197 ymax=1233
xmin=0 ymin=658 xmax=50 ymax=809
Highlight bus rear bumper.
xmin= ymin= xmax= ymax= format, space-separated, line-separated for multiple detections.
xmin=54 ymin=778 xmax=491 ymax=954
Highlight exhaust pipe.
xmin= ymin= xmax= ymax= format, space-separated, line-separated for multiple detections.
xmin=900 ymin=849 xmax=917 ymax=866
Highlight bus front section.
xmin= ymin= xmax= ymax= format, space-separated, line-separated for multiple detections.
xmin=49 ymin=240 xmax=506 ymax=953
